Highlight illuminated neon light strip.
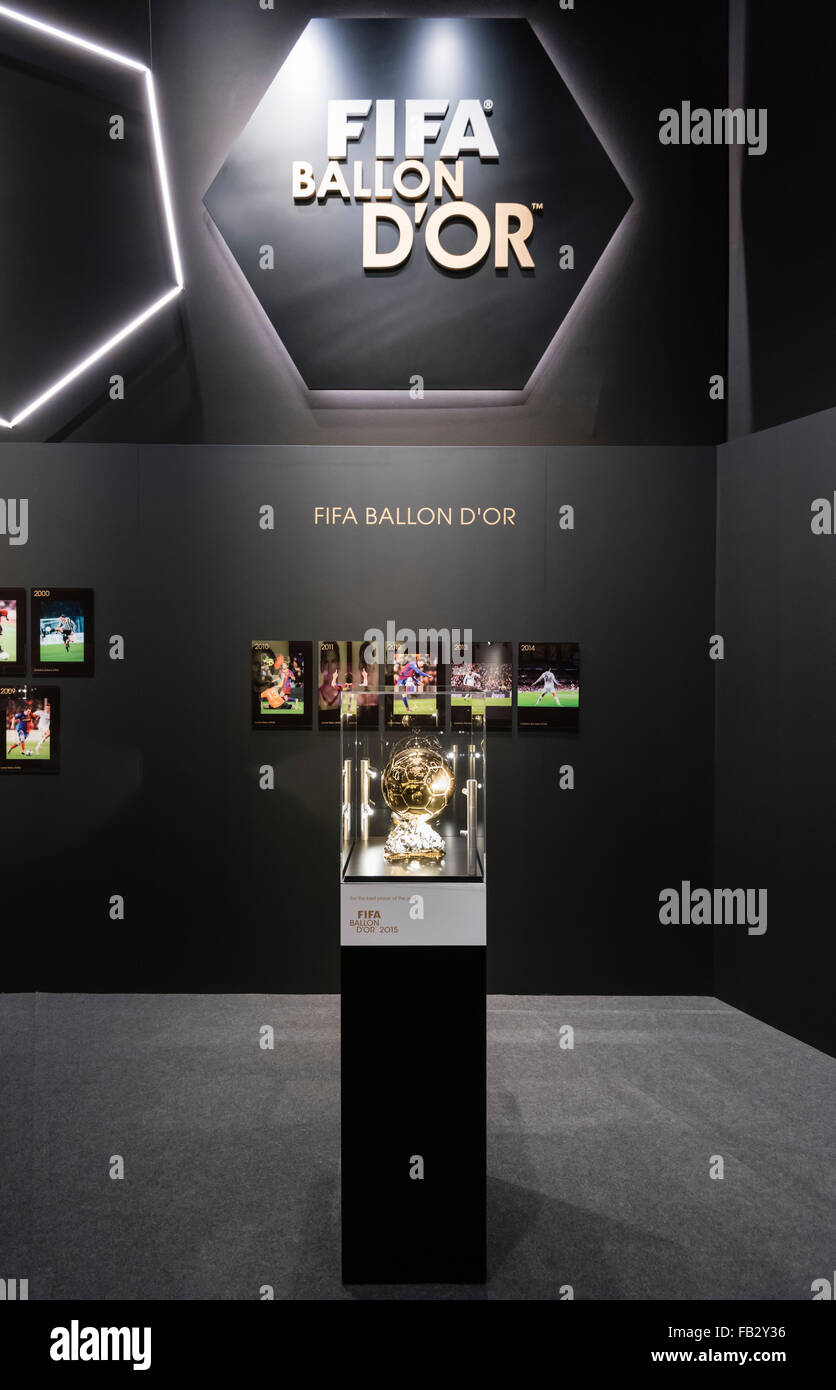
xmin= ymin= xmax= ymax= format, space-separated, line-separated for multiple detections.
xmin=0 ymin=3 xmax=146 ymax=69
xmin=144 ymin=71 xmax=184 ymax=289
xmin=0 ymin=4 xmax=184 ymax=427
xmin=7 ymin=287 xmax=181 ymax=427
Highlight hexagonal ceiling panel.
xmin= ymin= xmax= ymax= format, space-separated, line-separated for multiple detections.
xmin=205 ymin=17 xmax=631 ymax=392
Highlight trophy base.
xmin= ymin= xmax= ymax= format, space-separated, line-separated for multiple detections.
xmin=383 ymin=818 xmax=446 ymax=863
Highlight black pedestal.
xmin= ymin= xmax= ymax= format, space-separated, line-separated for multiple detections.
xmin=341 ymin=944 xmax=486 ymax=1284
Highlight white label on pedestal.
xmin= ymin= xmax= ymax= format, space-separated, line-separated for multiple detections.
xmin=341 ymin=881 xmax=486 ymax=946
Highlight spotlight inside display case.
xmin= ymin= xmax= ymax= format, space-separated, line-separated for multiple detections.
xmin=340 ymin=689 xmax=486 ymax=887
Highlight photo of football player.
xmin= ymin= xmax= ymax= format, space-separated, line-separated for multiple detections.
xmin=518 ymin=642 xmax=580 ymax=730
xmin=0 ymin=600 xmax=15 ymax=663
xmin=394 ymin=654 xmax=432 ymax=712
xmin=251 ymin=640 xmax=312 ymax=729
xmin=531 ymin=666 xmax=561 ymax=704
xmin=57 ymin=615 xmax=76 ymax=654
xmin=261 ymin=651 xmax=301 ymax=712
xmin=30 ymin=698 xmax=51 ymax=755
xmin=318 ymin=639 xmax=352 ymax=728
xmin=450 ymin=641 xmax=513 ymax=730
xmin=40 ymin=609 xmax=83 ymax=662
xmin=384 ymin=646 xmax=442 ymax=729
xmin=31 ymin=589 xmax=93 ymax=676
xmin=318 ymin=639 xmax=377 ymax=729
xmin=352 ymin=640 xmax=380 ymax=727
xmin=0 ymin=592 xmax=24 ymax=672
xmin=7 ymin=700 xmax=34 ymax=757
xmin=3 ymin=691 xmax=56 ymax=769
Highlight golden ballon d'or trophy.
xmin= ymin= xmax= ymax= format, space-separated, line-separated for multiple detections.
xmin=381 ymin=734 xmax=454 ymax=862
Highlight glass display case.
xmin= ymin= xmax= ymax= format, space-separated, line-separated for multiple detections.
xmin=340 ymin=689 xmax=486 ymax=883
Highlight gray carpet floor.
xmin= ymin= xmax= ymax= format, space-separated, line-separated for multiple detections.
xmin=1 ymin=994 xmax=832 ymax=1300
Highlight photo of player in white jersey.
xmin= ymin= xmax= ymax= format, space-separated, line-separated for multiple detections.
xmin=30 ymin=700 xmax=51 ymax=754
xmin=518 ymin=642 xmax=580 ymax=730
xmin=0 ymin=602 xmax=15 ymax=662
xmin=531 ymin=666 xmax=561 ymax=704
xmin=57 ymin=615 xmax=76 ymax=653
xmin=31 ymin=589 xmax=94 ymax=677
xmin=0 ymin=591 xmax=25 ymax=673
xmin=40 ymin=610 xmax=82 ymax=661
xmin=451 ymin=641 xmax=513 ymax=730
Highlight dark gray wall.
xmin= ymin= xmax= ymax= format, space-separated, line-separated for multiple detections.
xmin=1 ymin=442 xmax=715 ymax=995
xmin=5 ymin=1 xmax=832 ymax=1059
xmin=715 ymin=409 xmax=836 ymax=1056
xmin=0 ymin=0 xmax=727 ymax=445
xmin=729 ymin=0 xmax=836 ymax=437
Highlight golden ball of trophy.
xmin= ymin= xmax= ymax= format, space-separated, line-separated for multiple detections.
xmin=381 ymin=735 xmax=454 ymax=861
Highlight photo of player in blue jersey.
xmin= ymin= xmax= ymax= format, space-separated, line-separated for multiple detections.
xmin=1 ymin=688 xmax=59 ymax=774
xmin=384 ymin=646 xmax=443 ymax=729
xmin=251 ymin=640 xmax=312 ymax=730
